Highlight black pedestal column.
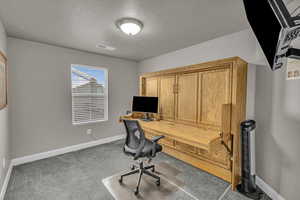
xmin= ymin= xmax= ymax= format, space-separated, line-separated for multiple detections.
xmin=237 ymin=120 xmax=263 ymax=199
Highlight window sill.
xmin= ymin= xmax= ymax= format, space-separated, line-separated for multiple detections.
xmin=72 ymin=119 xmax=108 ymax=126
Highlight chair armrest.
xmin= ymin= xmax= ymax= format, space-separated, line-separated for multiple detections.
xmin=150 ymin=135 xmax=165 ymax=157
xmin=151 ymin=135 xmax=165 ymax=143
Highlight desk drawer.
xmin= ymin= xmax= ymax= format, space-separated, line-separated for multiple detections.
xmin=160 ymin=137 xmax=174 ymax=147
xmin=175 ymin=141 xmax=197 ymax=154
xmin=197 ymin=148 xmax=210 ymax=158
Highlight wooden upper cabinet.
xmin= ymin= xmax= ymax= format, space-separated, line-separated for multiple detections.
xmin=145 ymin=77 xmax=158 ymax=97
xmin=198 ymin=67 xmax=232 ymax=128
xmin=159 ymin=75 xmax=176 ymax=120
xmin=176 ymin=73 xmax=198 ymax=124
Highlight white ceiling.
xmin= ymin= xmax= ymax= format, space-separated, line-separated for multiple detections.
xmin=0 ymin=0 xmax=249 ymax=61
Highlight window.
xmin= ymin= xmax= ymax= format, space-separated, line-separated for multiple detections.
xmin=71 ymin=65 xmax=108 ymax=125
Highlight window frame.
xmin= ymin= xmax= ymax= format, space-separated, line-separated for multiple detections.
xmin=71 ymin=64 xmax=109 ymax=125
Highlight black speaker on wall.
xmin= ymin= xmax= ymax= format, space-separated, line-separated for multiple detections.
xmin=237 ymin=120 xmax=263 ymax=199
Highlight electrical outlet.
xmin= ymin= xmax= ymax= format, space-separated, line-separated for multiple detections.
xmin=86 ymin=129 xmax=92 ymax=135
xmin=2 ymin=157 xmax=6 ymax=169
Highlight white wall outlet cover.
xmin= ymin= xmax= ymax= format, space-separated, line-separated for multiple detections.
xmin=86 ymin=129 xmax=92 ymax=135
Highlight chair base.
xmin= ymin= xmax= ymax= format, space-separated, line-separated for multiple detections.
xmin=119 ymin=161 xmax=161 ymax=195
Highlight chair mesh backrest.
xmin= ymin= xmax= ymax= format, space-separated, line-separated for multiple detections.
xmin=123 ymin=120 xmax=145 ymax=150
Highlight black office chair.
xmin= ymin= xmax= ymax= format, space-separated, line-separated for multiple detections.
xmin=119 ymin=119 xmax=165 ymax=195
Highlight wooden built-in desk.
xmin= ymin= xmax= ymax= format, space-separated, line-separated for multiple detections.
xmin=120 ymin=115 xmax=232 ymax=182
xmin=132 ymin=119 xmax=220 ymax=152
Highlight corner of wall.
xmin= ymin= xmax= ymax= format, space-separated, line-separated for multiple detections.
xmin=0 ymin=17 xmax=11 ymax=200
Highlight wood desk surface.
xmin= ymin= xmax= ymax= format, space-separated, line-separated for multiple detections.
xmin=121 ymin=116 xmax=220 ymax=151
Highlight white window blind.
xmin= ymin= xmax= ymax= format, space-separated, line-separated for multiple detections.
xmin=71 ymin=65 xmax=108 ymax=125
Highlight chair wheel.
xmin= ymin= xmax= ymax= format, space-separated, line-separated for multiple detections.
xmin=131 ymin=165 xmax=135 ymax=170
xmin=151 ymin=168 xmax=155 ymax=172
xmin=134 ymin=189 xmax=139 ymax=195
xmin=156 ymin=180 xmax=160 ymax=186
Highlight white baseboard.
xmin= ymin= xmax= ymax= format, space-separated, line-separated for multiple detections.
xmin=11 ymin=134 xmax=125 ymax=166
xmin=256 ymin=176 xmax=285 ymax=200
xmin=0 ymin=134 xmax=125 ymax=199
xmin=0 ymin=162 xmax=13 ymax=200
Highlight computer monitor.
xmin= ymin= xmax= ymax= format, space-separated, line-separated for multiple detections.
xmin=243 ymin=0 xmax=300 ymax=71
xmin=132 ymin=96 xmax=158 ymax=121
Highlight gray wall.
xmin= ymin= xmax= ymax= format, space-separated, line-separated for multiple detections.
xmin=255 ymin=66 xmax=300 ymax=200
xmin=8 ymin=38 xmax=138 ymax=158
xmin=0 ymin=18 xmax=10 ymax=193
xmin=139 ymin=29 xmax=267 ymax=75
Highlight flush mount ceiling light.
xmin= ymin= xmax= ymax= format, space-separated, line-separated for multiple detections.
xmin=116 ymin=18 xmax=143 ymax=36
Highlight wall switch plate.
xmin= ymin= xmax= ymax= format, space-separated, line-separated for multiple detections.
xmin=86 ymin=129 xmax=92 ymax=135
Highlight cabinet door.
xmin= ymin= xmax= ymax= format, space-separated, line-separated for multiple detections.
xmin=198 ymin=67 xmax=231 ymax=127
xmin=160 ymin=75 xmax=176 ymax=120
xmin=145 ymin=77 xmax=158 ymax=97
xmin=176 ymin=73 xmax=198 ymax=123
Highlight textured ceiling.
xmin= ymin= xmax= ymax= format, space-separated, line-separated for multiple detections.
xmin=0 ymin=0 xmax=249 ymax=61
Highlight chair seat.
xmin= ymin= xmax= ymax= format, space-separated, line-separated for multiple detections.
xmin=124 ymin=139 xmax=162 ymax=158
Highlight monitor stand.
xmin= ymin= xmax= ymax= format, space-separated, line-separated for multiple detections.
xmin=141 ymin=113 xmax=154 ymax=122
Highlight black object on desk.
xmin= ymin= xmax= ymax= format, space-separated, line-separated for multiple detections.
xmin=132 ymin=96 xmax=158 ymax=121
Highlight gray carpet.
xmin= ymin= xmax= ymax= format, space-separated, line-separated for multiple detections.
xmin=4 ymin=140 xmax=271 ymax=200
